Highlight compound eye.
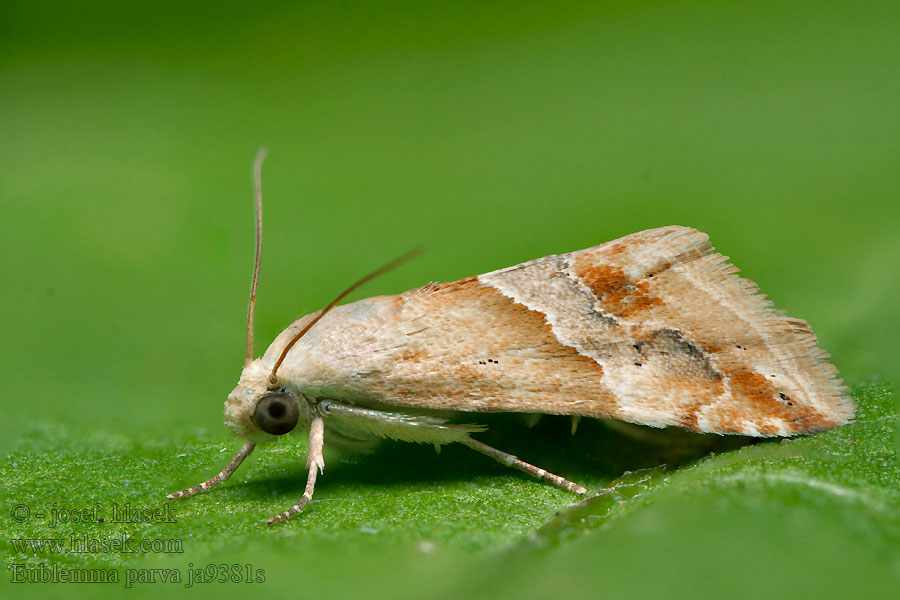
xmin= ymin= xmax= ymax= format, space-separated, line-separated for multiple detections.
xmin=253 ymin=393 xmax=300 ymax=435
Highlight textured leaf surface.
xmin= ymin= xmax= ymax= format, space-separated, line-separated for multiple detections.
xmin=4 ymin=384 xmax=897 ymax=599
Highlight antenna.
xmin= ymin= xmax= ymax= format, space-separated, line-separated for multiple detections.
xmin=245 ymin=147 xmax=268 ymax=366
xmin=268 ymin=246 xmax=423 ymax=387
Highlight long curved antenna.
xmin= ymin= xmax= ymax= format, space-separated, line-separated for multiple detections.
xmin=268 ymin=246 xmax=423 ymax=387
xmin=246 ymin=148 xmax=268 ymax=366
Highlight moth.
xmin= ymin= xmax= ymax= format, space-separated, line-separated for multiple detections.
xmin=168 ymin=150 xmax=854 ymax=525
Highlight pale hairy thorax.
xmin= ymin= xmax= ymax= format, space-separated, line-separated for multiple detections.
xmin=224 ymin=226 xmax=854 ymax=440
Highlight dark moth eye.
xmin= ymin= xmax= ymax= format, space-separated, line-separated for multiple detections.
xmin=253 ymin=393 xmax=300 ymax=435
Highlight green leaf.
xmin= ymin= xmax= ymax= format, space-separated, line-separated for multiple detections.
xmin=3 ymin=383 xmax=896 ymax=599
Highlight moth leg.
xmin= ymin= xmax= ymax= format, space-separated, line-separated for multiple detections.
xmin=461 ymin=437 xmax=587 ymax=496
xmin=267 ymin=413 xmax=325 ymax=525
xmin=167 ymin=440 xmax=256 ymax=500
xmin=317 ymin=400 xmax=485 ymax=446
xmin=317 ymin=400 xmax=586 ymax=496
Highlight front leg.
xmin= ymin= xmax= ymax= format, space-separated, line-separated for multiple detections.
xmin=167 ymin=441 xmax=256 ymax=500
xmin=318 ymin=400 xmax=587 ymax=496
xmin=267 ymin=412 xmax=325 ymax=525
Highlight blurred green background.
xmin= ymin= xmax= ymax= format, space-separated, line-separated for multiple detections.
xmin=2 ymin=0 xmax=899 ymax=598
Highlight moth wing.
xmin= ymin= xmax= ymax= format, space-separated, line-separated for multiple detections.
xmin=287 ymin=226 xmax=852 ymax=437
xmin=473 ymin=226 xmax=851 ymax=436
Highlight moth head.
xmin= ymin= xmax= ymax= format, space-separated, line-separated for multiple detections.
xmin=224 ymin=361 xmax=312 ymax=441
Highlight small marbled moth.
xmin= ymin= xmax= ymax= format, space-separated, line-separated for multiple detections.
xmin=169 ymin=151 xmax=854 ymax=525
